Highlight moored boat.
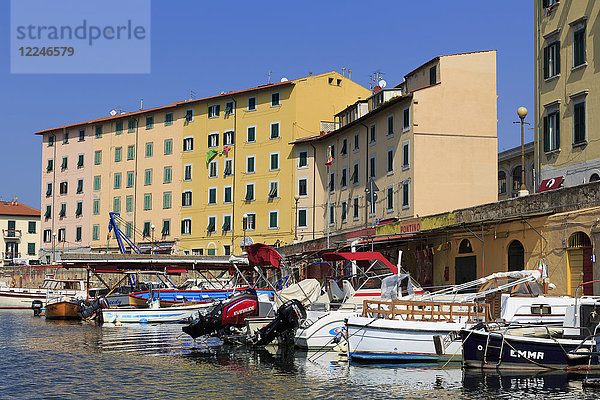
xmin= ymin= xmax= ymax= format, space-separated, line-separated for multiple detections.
xmin=0 ymin=277 xmax=87 ymax=309
xmin=45 ymin=298 xmax=82 ymax=320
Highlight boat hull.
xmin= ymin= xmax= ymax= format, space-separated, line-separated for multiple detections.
xmin=296 ymin=310 xmax=354 ymax=350
xmin=102 ymin=303 xmax=211 ymax=324
xmin=0 ymin=289 xmax=48 ymax=309
xmin=45 ymin=301 xmax=82 ymax=320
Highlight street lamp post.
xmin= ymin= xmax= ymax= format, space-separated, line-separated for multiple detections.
xmin=52 ymin=231 xmax=57 ymax=264
xmin=151 ymin=224 xmax=155 ymax=254
xmin=242 ymin=213 xmax=248 ymax=253
xmin=294 ymin=194 xmax=300 ymax=241
xmin=515 ymin=106 xmax=530 ymax=197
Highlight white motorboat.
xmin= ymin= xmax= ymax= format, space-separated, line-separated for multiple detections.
xmin=102 ymin=301 xmax=212 ymax=324
xmin=0 ymin=276 xmax=87 ymax=309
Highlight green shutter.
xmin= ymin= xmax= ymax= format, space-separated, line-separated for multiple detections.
xmin=556 ymin=41 xmax=560 ymax=75
xmin=543 ymin=116 xmax=549 ymax=152
xmin=555 ymin=111 xmax=560 ymax=149
xmin=543 ymin=46 xmax=549 ymax=79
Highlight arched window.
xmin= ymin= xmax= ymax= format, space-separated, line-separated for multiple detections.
xmin=207 ymin=242 xmax=217 ymax=256
xmin=498 ymin=171 xmax=507 ymax=194
xmin=459 ymin=239 xmax=472 ymax=254
xmin=507 ymin=240 xmax=524 ymax=272
xmin=512 ymin=166 xmax=522 ymax=191
xmin=590 ymin=173 xmax=600 ymax=182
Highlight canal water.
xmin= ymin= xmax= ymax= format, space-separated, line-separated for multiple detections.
xmin=1 ymin=310 xmax=599 ymax=400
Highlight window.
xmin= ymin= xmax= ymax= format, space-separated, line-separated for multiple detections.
xmin=269 ymin=210 xmax=279 ymax=229
xmin=224 ymin=131 xmax=234 ymax=145
xmin=48 ymin=135 xmax=55 ymax=147
xmin=543 ymin=110 xmax=560 ymax=152
xmin=544 ymin=40 xmax=560 ymax=79
xmin=225 ymin=101 xmax=235 ymax=115
xmin=574 ymin=98 xmax=586 ymax=145
xmin=114 ymin=147 xmax=122 ymax=163
xmin=354 ymin=132 xmax=360 ymax=151
xmin=95 ymin=125 xmax=102 ymax=138
xmin=207 ymin=216 xmax=216 ymax=233
xmin=114 ymin=172 xmax=121 ymax=189
xmin=113 ymin=197 xmax=121 ymax=213
xmin=128 ymin=119 xmax=136 ymax=133
xmin=270 ymin=122 xmax=280 ymax=139
xmin=402 ymin=141 xmax=410 ymax=169
xmin=57 ymin=227 xmax=66 ymax=242
xmin=126 ymin=171 xmax=134 ymax=188
xmin=573 ymin=26 xmax=586 ymax=68
xmin=142 ymin=222 xmax=151 ymax=238
xmin=271 ymin=92 xmax=280 ymax=107
xmin=164 ymin=139 xmax=173 ymax=155
xmin=61 ymin=156 xmax=68 ymax=170
xmin=429 ymin=65 xmax=437 ymax=85
xmin=329 ymin=172 xmax=335 ymax=193
xmin=387 ymin=186 xmax=394 ymax=212
xmin=125 ymin=222 xmax=133 ymax=238
xmin=93 ymin=199 xmax=100 ymax=215
xmin=298 ymin=178 xmax=308 ymax=197
xmin=62 ymin=131 xmax=69 ymax=144
xmin=27 ymin=221 xmax=36 ymax=234
xmin=183 ymin=190 xmax=193 ymax=207
xmin=247 ymin=126 xmax=256 ymax=142
xmin=208 ymin=132 xmax=219 ymax=148
xmin=145 ymin=142 xmax=153 ymax=157
xmin=161 ymin=219 xmax=170 ymax=237
xmin=183 ymin=164 xmax=192 ymax=181
xmin=59 ymin=181 xmax=68 ymax=195
xmin=351 ymin=162 xmax=359 ymax=185
xmin=181 ymin=218 xmax=192 ymax=235
xmin=269 ymin=181 xmax=279 ymax=199
xmin=270 ymin=152 xmax=280 ymax=171
xmin=246 ymin=156 xmax=255 ymax=174
xmin=208 ymin=104 xmax=220 ymax=118
xmin=341 ymin=201 xmax=347 ymax=223
xmin=143 ymin=193 xmax=152 ymax=210
xmin=183 ymin=136 xmax=193 ymax=152
xmin=209 ymin=160 xmax=218 ymax=178
xmin=145 ymin=116 xmax=154 ymax=130
xmin=43 ymin=229 xmax=51 ymax=243
xmin=341 ymin=138 xmax=348 ymax=156
xmin=144 ymin=168 xmax=152 ymax=185
xmin=402 ymin=181 xmax=410 ymax=208
xmin=76 ymin=179 xmax=83 ymax=194
xmin=163 ymin=191 xmax=172 ymax=209
xmin=46 ymin=183 xmax=52 ymax=197
xmin=164 ymin=166 xmax=173 ymax=184
xmin=298 ymin=209 xmax=307 ymax=228
xmin=224 ymin=186 xmax=232 ymax=203
xmin=244 ymin=182 xmax=256 ymax=202
xmin=329 ymin=204 xmax=335 ymax=225
xmin=222 ymin=215 xmax=232 ymax=232
xmin=44 ymin=205 xmax=51 ymax=219
xmin=387 ymin=148 xmax=394 ymax=174
xmin=93 ymin=175 xmax=101 ymax=191
xmin=46 ymin=159 xmax=53 ymax=172
xmin=75 ymin=226 xmax=82 ymax=242
xmin=247 ymin=96 xmax=256 ymax=111
xmin=208 ymin=187 xmax=217 ymax=205
xmin=78 ymin=130 xmax=85 ymax=141
xmin=185 ymin=108 xmax=193 ymax=123
xmin=27 ymin=243 xmax=36 ymax=256
xmin=512 ymin=167 xmax=522 ymax=191
xmin=498 ymin=171 xmax=507 ymax=194
xmin=75 ymin=201 xmax=82 ymax=217
xmin=403 ymin=107 xmax=410 ymax=131
xmin=340 ymin=167 xmax=347 ymax=188
xmin=387 ymin=115 xmax=394 ymax=136
xmin=127 ymin=145 xmax=135 ymax=160
xmin=243 ymin=213 xmax=255 ymax=230
xmin=126 ymin=195 xmax=133 ymax=212
xmin=369 ymin=155 xmax=376 ymax=178
xmin=369 ymin=124 xmax=376 ymax=143
xmin=92 ymin=225 xmax=100 ymax=240
xmin=165 ymin=112 xmax=173 ymax=126
xmin=298 ymin=150 xmax=308 ymax=168
xmin=224 ymin=159 xmax=233 ymax=177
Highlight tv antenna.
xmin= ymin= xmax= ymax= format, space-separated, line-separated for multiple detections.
xmin=267 ymin=71 xmax=273 ymax=84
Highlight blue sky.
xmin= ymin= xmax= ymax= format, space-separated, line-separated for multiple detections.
xmin=0 ymin=0 xmax=534 ymax=208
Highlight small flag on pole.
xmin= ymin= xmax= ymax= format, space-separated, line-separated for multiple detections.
xmin=325 ymin=146 xmax=334 ymax=166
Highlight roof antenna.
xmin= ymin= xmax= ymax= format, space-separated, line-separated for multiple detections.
xmin=341 ymin=67 xmax=346 ymax=77
xmin=348 ymin=69 xmax=352 ymax=80
xmin=267 ymin=71 xmax=272 ymax=84
xmin=190 ymin=90 xmax=196 ymax=100
xmin=140 ymin=99 xmax=143 ymax=110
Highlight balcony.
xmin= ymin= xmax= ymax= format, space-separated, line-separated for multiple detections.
xmin=3 ymin=252 xmax=21 ymax=260
xmin=2 ymin=229 xmax=21 ymax=239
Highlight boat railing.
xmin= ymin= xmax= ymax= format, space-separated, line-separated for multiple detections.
xmin=362 ymin=299 xmax=491 ymax=323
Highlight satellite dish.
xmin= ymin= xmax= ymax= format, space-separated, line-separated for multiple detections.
xmin=378 ymin=79 xmax=387 ymax=88
xmin=109 ymin=110 xmax=117 ymax=116
xmin=280 ymin=77 xmax=288 ymax=82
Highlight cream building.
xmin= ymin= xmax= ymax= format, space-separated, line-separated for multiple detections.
xmin=498 ymin=142 xmax=535 ymax=201
xmin=0 ymin=199 xmax=40 ymax=267
xmin=535 ymin=0 xmax=600 ymax=188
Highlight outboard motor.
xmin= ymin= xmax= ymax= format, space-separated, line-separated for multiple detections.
xmin=183 ymin=289 xmax=259 ymax=339
xmin=31 ymin=300 xmax=43 ymax=317
xmin=253 ymin=299 xmax=306 ymax=347
xmin=79 ymin=297 xmax=109 ymax=322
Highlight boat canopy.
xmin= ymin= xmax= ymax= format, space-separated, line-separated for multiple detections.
xmin=246 ymin=243 xmax=282 ymax=269
xmin=321 ymin=252 xmax=397 ymax=274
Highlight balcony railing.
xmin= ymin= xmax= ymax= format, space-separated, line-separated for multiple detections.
xmin=3 ymin=252 xmax=21 ymax=260
xmin=2 ymin=229 xmax=21 ymax=239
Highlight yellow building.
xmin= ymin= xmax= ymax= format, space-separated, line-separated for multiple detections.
xmin=294 ymin=51 xmax=498 ymax=245
xmin=180 ymin=72 xmax=370 ymax=255
xmin=535 ymin=0 xmax=600 ymax=188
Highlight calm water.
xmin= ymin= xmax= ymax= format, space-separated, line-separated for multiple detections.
xmin=1 ymin=310 xmax=600 ymax=400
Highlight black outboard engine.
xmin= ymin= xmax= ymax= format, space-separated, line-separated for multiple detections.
xmin=31 ymin=300 xmax=43 ymax=317
xmin=79 ymin=297 xmax=109 ymax=322
xmin=183 ymin=289 xmax=259 ymax=339
xmin=253 ymin=299 xmax=306 ymax=347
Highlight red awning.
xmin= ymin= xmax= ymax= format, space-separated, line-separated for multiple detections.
xmin=537 ymin=176 xmax=563 ymax=193
xmin=247 ymin=243 xmax=282 ymax=269
xmin=321 ymin=252 xmax=397 ymax=274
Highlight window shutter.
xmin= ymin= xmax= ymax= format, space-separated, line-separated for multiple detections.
xmin=543 ymin=46 xmax=549 ymax=79
xmin=181 ymin=220 xmax=185 ymax=234
xmin=556 ymin=41 xmax=560 ymax=74
xmin=543 ymin=116 xmax=549 ymax=152
xmin=555 ymin=111 xmax=560 ymax=149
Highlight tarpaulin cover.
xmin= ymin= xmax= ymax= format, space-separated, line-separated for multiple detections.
xmin=247 ymin=243 xmax=282 ymax=269
xmin=321 ymin=252 xmax=397 ymax=274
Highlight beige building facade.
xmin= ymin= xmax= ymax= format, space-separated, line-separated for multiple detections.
xmin=0 ymin=200 xmax=40 ymax=267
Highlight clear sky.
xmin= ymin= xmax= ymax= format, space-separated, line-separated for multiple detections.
xmin=0 ymin=0 xmax=534 ymax=208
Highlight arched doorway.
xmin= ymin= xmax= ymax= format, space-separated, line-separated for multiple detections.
xmin=567 ymin=232 xmax=593 ymax=295
xmin=507 ymin=240 xmax=524 ymax=271
xmin=590 ymin=173 xmax=600 ymax=182
xmin=455 ymin=239 xmax=476 ymax=284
